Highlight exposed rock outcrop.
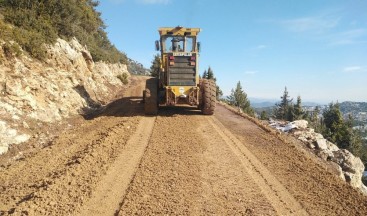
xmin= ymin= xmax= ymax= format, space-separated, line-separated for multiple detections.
xmin=270 ymin=120 xmax=367 ymax=195
xmin=0 ymin=38 xmax=129 ymax=155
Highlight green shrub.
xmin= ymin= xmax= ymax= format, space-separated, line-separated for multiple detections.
xmin=0 ymin=0 xmax=127 ymax=63
xmin=2 ymin=42 xmax=22 ymax=58
xmin=117 ymin=73 xmax=129 ymax=85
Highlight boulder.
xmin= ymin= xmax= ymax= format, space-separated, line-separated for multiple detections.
xmin=315 ymin=138 xmax=328 ymax=150
xmin=329 ymin=161 xmax=346 ymax=181
xmin=332 ymin=149 xmax=365 ymax=189
xmin=314 ymin=133 xmax=324 ymax=140
xmin=297 ymin=136 xmax=308 ymax=143
xmin=0 ymin=121 xmax=30 ymax=155
xmin=292 ymin=120 xmax=308 ymax=129
xmin=316 ymin=149 xmax=334 ymax=161
xmin=327 ymin=141 xmax=339 ymax=152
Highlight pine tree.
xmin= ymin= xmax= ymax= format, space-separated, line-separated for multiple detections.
xmin=287 ymin=104 xmax=295 ymax=121
xmin=294 ymin=96 xmax=304 ymax=120
xmin=202 ymin=70 xmax=208 ymax=79
xmin=322 ymin=102 xmax=351 ymax=149
xmin=216 ymin=85 xmax=223 ymax=100
xmin=323 ymin=103 xmax=343 ymax=135
xmin=310 ymin=106 xmax=322 ymax=132
xmin=207 ymin=66 xmax=215 ymax=81
xmin=349 ymin=127 xmax=364 ymax=157
xmin=150 ymin=54 xmax=160 ymax=77
xmin=260 ymin=111 xmax=268 ymax=120
xmin=227 ymin=81 xmax=254 ymax=115
xmin=274 ymin=87 xmax=293 ymax=120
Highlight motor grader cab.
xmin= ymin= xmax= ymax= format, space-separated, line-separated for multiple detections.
xmin=144 ymin=26 xmax=216 ymax=115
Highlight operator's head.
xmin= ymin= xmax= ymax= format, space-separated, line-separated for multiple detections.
xmin=172 ymin=38 xmax=180 ymax=51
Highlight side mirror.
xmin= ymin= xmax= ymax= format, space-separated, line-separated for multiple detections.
xmin=155 ymin=40 xmax=160 ymax=51
xmin=197 ymin=42 xmax=201 ymax=52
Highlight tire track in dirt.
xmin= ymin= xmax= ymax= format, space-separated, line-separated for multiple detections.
xmin=77 ymin=116 xmax=155 ymax=215
xmin=0 ymin=76 xmax=150 ymax=215
xmin=215 ymin=104 xmax=367 ymax=215
xmin=208 ymin=116 xmax=308 ymax=215
xmin=118 ymin=109 xmax=280 ymax=215
xmin=0 ymin=115 xmax=140 ymax=215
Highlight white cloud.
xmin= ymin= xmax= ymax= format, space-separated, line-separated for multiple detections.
xmin=273 ymin=9 xmax=367 ymax=46
xmin=343 ymin=66 xmax=365 ymax=73
xmin=136 ymin=0 xmax=171 ymax=4
xmin=281 ymin=15 xmax=339 ymax=33
xmin=265 ymin=9 xmax=341 ymax=34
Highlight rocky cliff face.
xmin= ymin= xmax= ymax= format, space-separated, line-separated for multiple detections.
xmin=0 ymin=38 xmax=129 ymax=155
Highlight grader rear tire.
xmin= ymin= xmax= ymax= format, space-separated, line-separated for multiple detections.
xmin=144 ymin=78 xmax=158 ymax=115
xmin=200 ymin=79 xmax=216 ymax=115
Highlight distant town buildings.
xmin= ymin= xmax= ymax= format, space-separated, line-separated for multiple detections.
xmin=356 ymin=112 xmax=367 ymax=122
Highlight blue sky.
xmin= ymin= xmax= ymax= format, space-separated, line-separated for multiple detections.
xmin=98 ymin=0 xmax=367 ymax=103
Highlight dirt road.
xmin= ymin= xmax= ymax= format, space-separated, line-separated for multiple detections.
xmin=1 ymin=76 xmax=367 ymax=215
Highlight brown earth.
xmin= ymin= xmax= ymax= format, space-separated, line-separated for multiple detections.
xmin=1 ymin=76 xmax=367 ymax=215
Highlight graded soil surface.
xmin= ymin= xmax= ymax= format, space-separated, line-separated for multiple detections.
xmin=1 ymin=76 xmax=367 ymax=215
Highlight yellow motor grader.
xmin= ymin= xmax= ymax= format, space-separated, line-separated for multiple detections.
xmin=144 ymin=26 xmax=216 ymax=115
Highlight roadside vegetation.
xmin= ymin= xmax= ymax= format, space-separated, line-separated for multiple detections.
xmin=0 ymin=0 xmax=127 ymax=63
xmin=271 ymin=87 xmax=367 ymax=169
xmin=150 ymin=54 xmax=161 ymax=78
xmin=117 ymin=73 xmax=129 ymax=85
xmin=225 ymin=81 xmax=254 ymax=116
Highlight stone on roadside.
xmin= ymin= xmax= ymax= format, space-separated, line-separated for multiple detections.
xmin=329 ymin=161 xmax=346 ymax=181
xmin=332 ymin=149 xmax=365 ymax=189
xmin=315 ymin=138 xmax=328 ymax=150
xmin=292 ymin=120 xmax=308 ymax=129
xmin=307 ymin=142 xmax=315 ymax=149
xmin=327 ymin=141 xmax=339 ymax=152
xmin=298 ymin=136 xmax=308 ymax=143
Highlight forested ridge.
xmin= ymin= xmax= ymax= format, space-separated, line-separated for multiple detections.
xmin=0 ymin=0 xmax=126 ymax=63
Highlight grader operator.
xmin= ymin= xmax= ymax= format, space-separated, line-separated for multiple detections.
xmin=144 ymin=26 xmax=216 ymax=115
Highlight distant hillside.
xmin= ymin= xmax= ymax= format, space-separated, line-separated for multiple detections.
xmin=340 ymin=101 xmax=367 ymax=114
xmin=127 ymin=58 xmax=150 ymax=75
xmin=251 ymin=102 xmax=276 ymax=108
xmin=250 ymin=98 xmax=321 ymax=108
xmin=0 ymin=0 xmax=126 ymax=63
